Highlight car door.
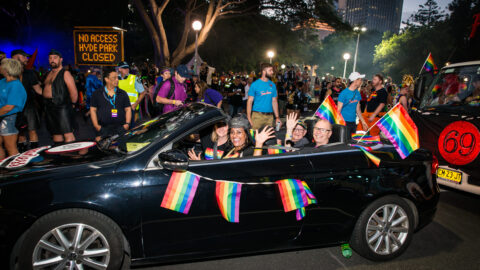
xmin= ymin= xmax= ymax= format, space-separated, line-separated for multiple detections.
xmin=298 ymin=144 xmax=374 ymax=245
xmin=186 ymin=151 xmax=316 ymax=253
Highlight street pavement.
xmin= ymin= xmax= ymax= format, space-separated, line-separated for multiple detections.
xmin=137 ymin=188 xmax=480 ymax=270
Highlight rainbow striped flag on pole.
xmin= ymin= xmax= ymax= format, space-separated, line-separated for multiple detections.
xmin=376 ymin=103 xmax=419 ymax=159
xmin=215 ymin=181 xmax=242 ymax=223
xmin=314 ymin=96 xmax=346 ymax=125
xmin=161 ymin=171 xmax=200 ymax=214
xmin=352 ymin=134 xmax=381 ymax=144
xmin=423 ymin=53 xmax=438 ymax=75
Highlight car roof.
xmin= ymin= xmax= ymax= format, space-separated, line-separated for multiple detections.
xmin=442 ymin=60 xmax=480 ymax=69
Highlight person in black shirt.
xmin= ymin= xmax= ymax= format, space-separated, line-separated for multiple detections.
xmin=188 ymin=119 xmax=231 ymax=160
xmin=228 ymin=77 xmax=244 ymax=116
xmin=358 ymin=74 xmax=388 ymax=136
xmin=90 ymin=67 xmax=132 ymax=141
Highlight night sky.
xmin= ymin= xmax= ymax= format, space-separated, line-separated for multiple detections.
xmin=402 ymin=0 xmax=451 ymax=22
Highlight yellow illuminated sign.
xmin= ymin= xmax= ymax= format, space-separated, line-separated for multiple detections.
xmin=74 ymin=28 xmax=124 ymax=66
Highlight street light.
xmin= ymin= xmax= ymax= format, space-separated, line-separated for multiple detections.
xmin=352 ymin=26 xmax=367 ymax=73
xmin=281 ymin=64 xmax=286 ymax=69
xmin=267 ymin=50 xmax=275 ymax=64
xmin=343 ymin=53 xmax=351 ymax=79
xmin=192 ymin=20 xmax=202 ymax=75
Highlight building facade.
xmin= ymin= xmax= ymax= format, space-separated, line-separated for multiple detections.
xmin=338 ymin=0 xmax=403 ymax=33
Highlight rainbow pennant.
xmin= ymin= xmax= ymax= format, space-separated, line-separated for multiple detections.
xmin=215 ymin=181 xmax=242 ymax=223
xmin=277 ymin=179 xmax=317 ymax=220
xmin=204 ymin=148 xmax=224 ymax=160
xmin=352 ymin=145 xmax=381 ymax=167
xmin=376 ymin=103 xmax=419 ymax=159
xmin=161 ymin=171 xmax=200 ymax=214
xmin=315 ymin=96 xmax=346 ymax=125
xmin=351 ymin=134 xmax=380 ymax=143
xmin=424 ymin=53 xmax=438 ymax=75
xmin=268 ymin=145 xmax=286 ymax=155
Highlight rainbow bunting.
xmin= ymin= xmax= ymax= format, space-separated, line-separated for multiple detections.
xmin=351 ymin=134 xmax=381 ymax=143
xmin=277 ymin=179 xmax=317 ymax=220
xmin=161 ymin=171 xmax=200 ymax=214
xmin=216 ymin=181 xmax=242 ymax=223
xmin=376 ymin=103 xmax=419 ymax=159
xmin=315 ymin=96 xmax=346 ymax=125
xmin=204 ymin=148 xmax=224 ymax=160
xmin=268 ymin=145 xmax=286 ymax=155
xmin=353 ymin=145 xmax=381 ymax=167
xmin=424 ymin=53 xmax=438 ymax=75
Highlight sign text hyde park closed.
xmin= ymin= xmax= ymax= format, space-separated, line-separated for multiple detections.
xmin=74 ymin=30 xmax=124 ymax=66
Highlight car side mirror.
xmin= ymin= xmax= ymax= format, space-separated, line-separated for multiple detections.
xmin=158 ymin=149 xmax=189 ymax=171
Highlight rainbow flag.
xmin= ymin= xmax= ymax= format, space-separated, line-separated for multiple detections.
xmin=161 ymin=171 xmax=200 ymax=214
xmin=376 ymin=103 xmax=419 ymax=159
xmin=431 ymin=84 xmax=441 ymax=97
xmin=204 ymin=148 xmax=224 ymax=160
xmin=296 ymin=207 xmax=306 ymax=220
xmin=314 ymin=96 xmax=346 ymax=125
xmin=249 ymin=129 xmax=256 ymax=143
xmin=268 ymin=145 xmax=286 ymax=155
xmin=351 ymin=134 xmax=380 ymax=144
xmin=215 ymin=181 xmax=242 ymax=223
xmin=353 ymin=145 xmax=381 ymax=167
xmin=276 ymin=179 xmax=308 ymax=212
xmin=424 ymin=53 xmax=438 ymax=75
xmin=301 ymin=181 xmax=317 ymax=204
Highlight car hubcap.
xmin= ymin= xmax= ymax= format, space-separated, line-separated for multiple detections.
xmin=366 ymin=204 xmax=409 ymax=255
xmin=32 ymin=223 xmax=110 ymax=269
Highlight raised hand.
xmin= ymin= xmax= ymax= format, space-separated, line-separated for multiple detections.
xmin=255 ymin=126 xmax=276 ymax=148
xmin=188 ymin=148 xmax=201 ymax=161
xmin=286 ymin=112 xmax=298 ymax=131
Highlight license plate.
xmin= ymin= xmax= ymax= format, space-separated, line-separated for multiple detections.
xmin=437 ymin=168 xmax=462 ymax=184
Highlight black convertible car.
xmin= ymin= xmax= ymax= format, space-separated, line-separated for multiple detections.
xmin=0 ymin=103 xmax=439 ymax=269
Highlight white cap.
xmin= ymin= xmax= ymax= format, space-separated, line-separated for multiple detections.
xmin=348 ymin=72 xmax=365 ymax=81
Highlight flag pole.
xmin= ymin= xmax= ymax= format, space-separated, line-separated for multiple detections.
xmin=418 ymin=52 xmax=430 ymax=75
xmin=357 ymin=104 xmax=399 ymax=143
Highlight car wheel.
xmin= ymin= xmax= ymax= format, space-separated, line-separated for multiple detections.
xmin=17 ymin=208 xmax=130 ymax=270
xmin=350 ymin=195 xmax=415 ymax=261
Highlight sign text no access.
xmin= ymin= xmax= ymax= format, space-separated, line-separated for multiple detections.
xmin=73 ymin=27 xmax=125 ymax=66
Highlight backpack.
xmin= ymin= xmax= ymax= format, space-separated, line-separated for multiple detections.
xmin=152 ymin=78 xmax=175 ymax=115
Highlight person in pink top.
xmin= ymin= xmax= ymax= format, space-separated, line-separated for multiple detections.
xmin=155 ymin=65 xmax=191 ymax=114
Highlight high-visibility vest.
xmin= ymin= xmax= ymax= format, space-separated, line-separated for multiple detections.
xmin=118 ymin=74 xmax=138 ymax=109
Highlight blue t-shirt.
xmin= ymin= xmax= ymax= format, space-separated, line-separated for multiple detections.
xmin=199 ymin=88 xmax=223 ymax=106
xmin=338 ymin=88 xmax=361 ymax=122
xmin=0 ymin=78 xmax=27 ymax=116
xmin=248 ymin=79 xmax=277 ymax=113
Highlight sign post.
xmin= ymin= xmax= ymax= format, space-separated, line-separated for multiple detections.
xmin=73 ymin=26 xmax=125 ymax=66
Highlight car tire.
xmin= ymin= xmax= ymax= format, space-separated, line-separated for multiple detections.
xmin=350 ymin=195 xmax=415 ymax=261
xmin=16 ymin=208 xmax=130 ymax=270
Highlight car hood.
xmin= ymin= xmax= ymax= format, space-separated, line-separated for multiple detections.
xmin=0 ymin=145 xmax=124 ymax=183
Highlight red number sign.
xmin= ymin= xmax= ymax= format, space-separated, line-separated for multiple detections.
xmin=438 ymin=121 xmax=480 ymax=165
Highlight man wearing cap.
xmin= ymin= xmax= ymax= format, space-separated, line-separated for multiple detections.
xmin=338 ymin=72 xmax=368 ymax=136
xmin=155 ymin=65 xmax=191 ymax=114
xmin=358 ymin=74 xmax=388 ymax=136
xmin=247 ymin=63 xmax=281 ymax=130
xmin=43 ymin=49 xmax=78 ymax=144
xmin=117 ymin=61 xmax=146 ymax=124
xmin=11 ymin=49 xmax=43 ymax=151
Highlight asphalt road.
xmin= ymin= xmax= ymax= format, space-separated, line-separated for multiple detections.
xmin=138 ymin=188 xmax=480 ymax=270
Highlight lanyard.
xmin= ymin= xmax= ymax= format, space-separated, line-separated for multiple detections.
xmin=104 ymin=87 xmax=116 ymax=109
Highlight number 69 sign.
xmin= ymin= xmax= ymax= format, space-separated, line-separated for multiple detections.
xmin=438 ymin=121 xmax=480 ymax=165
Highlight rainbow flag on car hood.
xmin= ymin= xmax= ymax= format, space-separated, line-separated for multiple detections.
xmin=376 ymin=103 xmax=419 ymax=159
xmin=216 ymin=181 xmax=242 ymax=223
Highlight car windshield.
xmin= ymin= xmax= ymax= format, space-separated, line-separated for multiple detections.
xmin=420 ymin=64 xmax=480 ymax=114
xmin=103 ymin=104 xmax=209 ymax=153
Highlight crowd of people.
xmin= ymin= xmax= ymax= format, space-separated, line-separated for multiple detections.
xmin=0 ymin=47 xmax=418 ymax=160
